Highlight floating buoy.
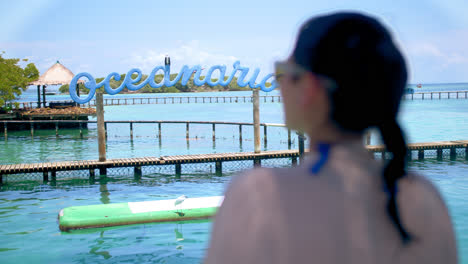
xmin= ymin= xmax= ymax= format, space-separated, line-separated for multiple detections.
xmin=417 ymin=83 xmax=422 ymax=88
xmin=58 ymin=196 xmax=224 ymax=231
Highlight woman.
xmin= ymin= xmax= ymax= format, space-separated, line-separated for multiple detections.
xmin=205 ymin=12 xmax=457 ymax=263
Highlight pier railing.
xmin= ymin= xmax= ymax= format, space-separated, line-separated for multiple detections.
xmin=2 ymin=120 xmax=294 ymax=147
xmin=13 ymin=90 xmax=468 ymax=109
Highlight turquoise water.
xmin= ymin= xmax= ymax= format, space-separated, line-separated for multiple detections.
xmin=1 ymin=90 xmax=468 ymax=263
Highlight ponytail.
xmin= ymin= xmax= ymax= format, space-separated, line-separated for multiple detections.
xmin=378 ymin=119 xmax=412 ymax=244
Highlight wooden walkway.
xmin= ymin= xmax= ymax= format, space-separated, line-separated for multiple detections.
xmin=1 ymin=140 xmax=467 ymax=184
xmin=14 ymin=90 xmax=468 ymax=109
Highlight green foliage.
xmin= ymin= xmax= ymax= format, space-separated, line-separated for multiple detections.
xmin=0 ymin=52 xmax=39 ymax=108
xmin=58 ymin=72 xmax=274 ymax=94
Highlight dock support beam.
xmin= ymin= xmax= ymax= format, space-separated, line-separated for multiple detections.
xmin=175 ymin=164 xmax=181 ymax=178
xmin=89 ymin=169 xmax=95 ymax=180
xmin=99 ymin=167 xmax=107 ymax=176
xmin=51 ymin=171 xmax=56 ymax=181
xmin=130 ymin=122 xmax=133 ymax=139
xmin=55 ymin=122 xmax=59 ymax=136
xmin=287 ymin=129 xmax=292 ymax=149
xmin=3 ymin=122 xmax=7 ymax=140
xmin=215 ymin=161 xmax=222 ymax=175
xmin=134 ymin=166 xmax=142 ymax=180
xmin=437 ymin=149 xmax=443 ymax=160
xmin=186 ymin=123 xmax=190 ymax=140
xmin=418 ymin=150 xmax=424 ymax=160
xmin=254 ymin=158 xmax=261 ymax=168
xmin=298 ymin=132 xmax=305 ymax=161
xmin=292 ymin=157 xmax=298 ymax=166
xmin=450 ymin=148 xmax=457 ymax=160
xmin=43 ymin=171 xmax=48 ymax=182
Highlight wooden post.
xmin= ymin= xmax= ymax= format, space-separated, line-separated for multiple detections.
xmin=43 ymin=171 xmax=48 ymax=182
xmin=175 ymin=164 xmax=181 ymax=178
xmin=37 ymin=85 xmax=41 ymax=108
xmin=89 ymin=169 xmax=95 ymax=180
xmin=253 ymin=89 xmax=261 ymax=153
xmin=130 ymin=122 xmax=133 ymax=138
xmin=450 ymin=148 xmax=457 ymax=160
xmin=287 ymin=129 xmax=292 ymax=149
xmin=186 ymin=122 xmax=190 ymax=139
xmin=158 ymin=122 xmax=162 ymax=139
xmin=418 ymin=150 xmax=424 ymax=160
xmin=439 ymin=92 xmax=441 ymax=99
xmin=254 ymin=159 xmax=261 ymax=168
xmin=96 ymin=92 xmax=106 ymax=162
xmin=3 ymin=122 xmax=7 ymax=139
xmin=134 ymin=166 xmax=142 ymax=179
xmin=263 ymin=125 xmax=267 ymax=147
xmin=79 ymin=122 xmax=83 ymax=138
xmin=30 ymin=123 xmax=34 ymax=137
xmin=212 ymin=124 xmax=216 ymax=142
xmin=55 ymin=122 xmax=59 ymax=136
xmin=51 ymin=171 xmax=56 ymax=182
xmin=437 ymin=149 xmax=443 ymax=160
xmin=298 ymin=132 xmax=305 ymax=161
xmin=291 ymin=157 xmax=298 ymax=166
xmin=431 ymin=93 xmax=433 ymax=99
xmin=215 ymin=161 xmax=222 ymax=175
xmin=42 ymin=86 xmax=46 ymax=107
xmin=99 ymin=167 xmax=107 ymax=176
xmin=239 ymin=125 xmax=243 ymax=143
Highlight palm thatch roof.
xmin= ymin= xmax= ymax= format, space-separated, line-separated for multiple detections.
xmin=30 ymin=61 xmax=84 ymax=86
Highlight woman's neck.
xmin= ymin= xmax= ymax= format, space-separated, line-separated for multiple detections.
xmin=306 ymin=122 xmax=363 ymax=150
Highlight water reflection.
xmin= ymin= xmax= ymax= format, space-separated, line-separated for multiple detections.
xmin=99 ymin=179 xmax=110 ymax=204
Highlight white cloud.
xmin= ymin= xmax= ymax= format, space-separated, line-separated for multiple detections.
xmin=126 ymin=40 xmax=239 ymax=73
xmin=402 ymin=30 xmax=468 ymax=82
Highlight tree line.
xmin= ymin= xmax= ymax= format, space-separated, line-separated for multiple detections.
xmin=58 ymin=73 xmax=264 ymax=94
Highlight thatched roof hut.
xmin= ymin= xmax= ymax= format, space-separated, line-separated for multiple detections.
xmin=29 ymin=61 xmax=83 ymax=108
xmin=30 ymin=61 xmax=83 ymax=86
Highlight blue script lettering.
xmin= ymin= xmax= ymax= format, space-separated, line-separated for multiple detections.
xmin=69 ymin=61 xmax=277 ymax=104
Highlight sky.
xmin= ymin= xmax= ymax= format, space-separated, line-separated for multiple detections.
xmin=1 ymin=0 xmax=468 ymax=84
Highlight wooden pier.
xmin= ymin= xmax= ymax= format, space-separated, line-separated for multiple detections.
xmin=13 ymin=90 xmax=468 ymax=109
xmin=1 ymin=140 xmax=467 ymax=184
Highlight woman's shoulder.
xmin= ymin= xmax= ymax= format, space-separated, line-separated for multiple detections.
xmin=397 ymin=172 xmax=457 ymax=259
xmin=398 ymin=173 xmax=447 ymax=210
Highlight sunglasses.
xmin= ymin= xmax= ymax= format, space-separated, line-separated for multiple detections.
xmin=274 ymin=61 xmax=308 ymax=81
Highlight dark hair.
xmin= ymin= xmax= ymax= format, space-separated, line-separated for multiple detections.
xmin=293 ymin=12 xmax=411 ymax=243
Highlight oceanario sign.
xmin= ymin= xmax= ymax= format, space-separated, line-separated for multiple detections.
xmin=69 ymin=61 xmax=277 ymax=104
